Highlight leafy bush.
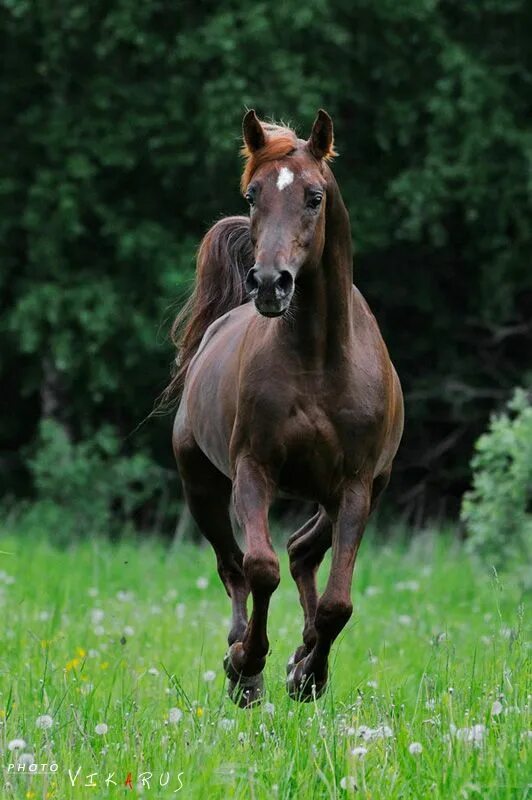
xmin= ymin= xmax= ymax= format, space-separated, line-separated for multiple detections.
xmin=18 ymin=420 xmax=168 ymax=542
xmin=461 ymin=389 xmax=532 ymax=569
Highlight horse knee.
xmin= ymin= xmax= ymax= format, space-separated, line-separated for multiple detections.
xmin=243 ymin=550 xmax=280 ymax=594
xmin=315 ymin=598 xmax=353 ymax=639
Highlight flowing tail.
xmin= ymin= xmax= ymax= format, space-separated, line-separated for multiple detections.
xmin=162 ymin=215 xmax=253 ymax=405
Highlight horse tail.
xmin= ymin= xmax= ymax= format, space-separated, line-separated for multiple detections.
xmin=162 ymin=215 xmax=253 ymax=405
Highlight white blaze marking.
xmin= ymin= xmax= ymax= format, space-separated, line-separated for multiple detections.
xmin=277 ymin=167 xmax=294 ymax=191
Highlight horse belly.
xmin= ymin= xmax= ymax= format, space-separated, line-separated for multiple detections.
xmin=182 ymin=320 xmax=245 ymax=478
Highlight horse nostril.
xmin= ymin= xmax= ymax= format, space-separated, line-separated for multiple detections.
xmin=245 ymin=268 xmax=260 ymax=296
xmin=275 ymin=270 xmax=294 ymax=296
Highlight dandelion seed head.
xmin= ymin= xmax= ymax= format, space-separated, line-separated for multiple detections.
xmin=35 ymin=714 xmax=53 ymax=730
xmin=90 ymin=609 xmax=104 ymax=625
xmin=168 ymin=707 xmax=183 ymax=724
xmin=340 ymin=776 xmax=357 ymax=791
xmin=408 ymin=741 xmax=423 ymax=754
xmin=95 ymin=723 xmax=108 ymax=735
xmin=7 ymin=738 xmax=26 ymax=751
xmin=491 ymin=700 xmax=503 ymax=716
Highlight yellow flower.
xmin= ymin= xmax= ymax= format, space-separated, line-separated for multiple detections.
xmin=76 ymin=647 xmax=87 ymax=658
xmin=65 ymin=657 xmax=80 ymax=672
xmin=196 ymin=707 xmax=204 ymax=718
xmin=26 ymin=792 xmax=36 ymax=799
xmin=100 ymin=661 xmax=109 ymax=670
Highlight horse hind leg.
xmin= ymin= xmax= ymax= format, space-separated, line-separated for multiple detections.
xmin=287 ymin=479 xmax=372 ymax=703
xmin=174 ymin=433 xmax=249 ymax=653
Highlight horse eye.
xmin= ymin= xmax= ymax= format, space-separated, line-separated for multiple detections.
xmin=307 ymin=193 xmax=323 ymax=209
xmin=245 ymin=192 xmax=255 ymax=206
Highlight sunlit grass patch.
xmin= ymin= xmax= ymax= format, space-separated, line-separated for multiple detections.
xmin=0 ymin=528 xmax=529 ymax=799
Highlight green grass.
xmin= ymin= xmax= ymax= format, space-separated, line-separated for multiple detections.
xmin=0 ymin=528 xmax=529 ymax=799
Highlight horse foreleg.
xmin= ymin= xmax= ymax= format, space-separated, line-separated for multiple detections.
xmin=224 ymin=457 xmax=280 ymax=708
xmin=287 ymin=479 xmax=371 ymax=702
xmin=175 ymin=434 xmax=249 ymax=646
xmin=287 ymin=508 xmax=331 ymax=669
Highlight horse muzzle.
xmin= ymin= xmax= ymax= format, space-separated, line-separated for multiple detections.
xmin=245 ymin=267 xmax=294 ymax=318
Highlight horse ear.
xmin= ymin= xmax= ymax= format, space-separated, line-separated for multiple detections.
xmin=242 ymin=109 xmax=266 ymax=153
xmin=308 ymin=109 xmax=335 ymax=160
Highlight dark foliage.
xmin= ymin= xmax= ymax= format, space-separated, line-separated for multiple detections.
xmin=1 ymin=0 xmax=530 ymax=527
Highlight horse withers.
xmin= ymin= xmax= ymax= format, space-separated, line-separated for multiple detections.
xmin=168 ymin=110 xmax=404 ymax=707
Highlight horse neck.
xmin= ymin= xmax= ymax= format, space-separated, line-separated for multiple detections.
xmin=286 ymin=173 xmax=353 ymax=369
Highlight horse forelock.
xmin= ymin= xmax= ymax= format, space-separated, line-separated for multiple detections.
xmin=240 ymin=122 xmax=337 ymax=192
xmin=240 ymin=124 xmax=300 ymax=192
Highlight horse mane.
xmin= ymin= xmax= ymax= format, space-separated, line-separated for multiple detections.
xmin=161 ymin=216 xmax=253 ymax=406
xmin=240 ymin=122 xmax=299 ymax=192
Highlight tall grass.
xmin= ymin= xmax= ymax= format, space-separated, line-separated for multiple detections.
xmin=0 ymin=527 xmax=529 ymax=799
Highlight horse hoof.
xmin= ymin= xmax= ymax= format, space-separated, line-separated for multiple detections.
xmin=228 ymin=672 xmax=264 ymax=708
xmin=286 ymin=645 xmax=307 ymax=675
xmin=223 ymin=643 xmax=264 ymax=709
xmin=286 ymin=657 xmax=327 ymax=702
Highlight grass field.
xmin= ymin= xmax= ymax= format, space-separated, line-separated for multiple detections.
xmin=0 ymin=526 xmax=529 ymax=799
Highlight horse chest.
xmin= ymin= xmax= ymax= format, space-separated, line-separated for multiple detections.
xmin=245 ymin=393 xmax=370 ymax=501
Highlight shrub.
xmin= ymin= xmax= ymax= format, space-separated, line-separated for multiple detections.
xmin=18 ymin=420 xmax=168 ymax=542
xmin=461 ymin=388 xmax=532 ymax=570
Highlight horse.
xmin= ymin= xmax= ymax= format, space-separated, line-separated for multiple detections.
xmin=168 ymin=109 xmax=404 ymax=707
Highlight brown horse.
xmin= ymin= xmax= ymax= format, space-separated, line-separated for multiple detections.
xmin=169 ymin=110 xmax=403 ymax=706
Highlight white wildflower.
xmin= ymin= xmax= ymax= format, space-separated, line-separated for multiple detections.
xmin=454 ymin=724 xmax=486 ymax=745
xmin=203 ymin=670 xmax=216 ymax=683
xmin=18 ymin=753 xmax=35 ymax=766
xmin=264 ymin=702 xmax=275 ymax=716
xmin=148 ymin=667 xmax=159 ymax=676
xmin=408 ymin=741 xmax=423 ymax=754
xmin=123 ymin=625 xmax=135 ymax=637
xmin=168 ymin=707 xmax=183 ymax=724
xmin=35 ymin=714 xmax=53 ymax=730
xmin=7 ymin=739 xmax=26 ymax=751
xmin=398 ymin=615 xmax=412 ymax=626
xmin=340 ymin=776 xmax=357 ymax=791
xmin=90 ymin=608 xmax=104 ymax=625
xmin=95 ymin=723 xmax=108 ymax=735
xmin=196 ymin=577 xmax=208 ymax=590
xmin=491 ymin=700 xmax=503 ymax=716
xmin=351 ymin=746 xmax=368 ymax=758
xmin=219 ymin=718 xmax=235 ymax=731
